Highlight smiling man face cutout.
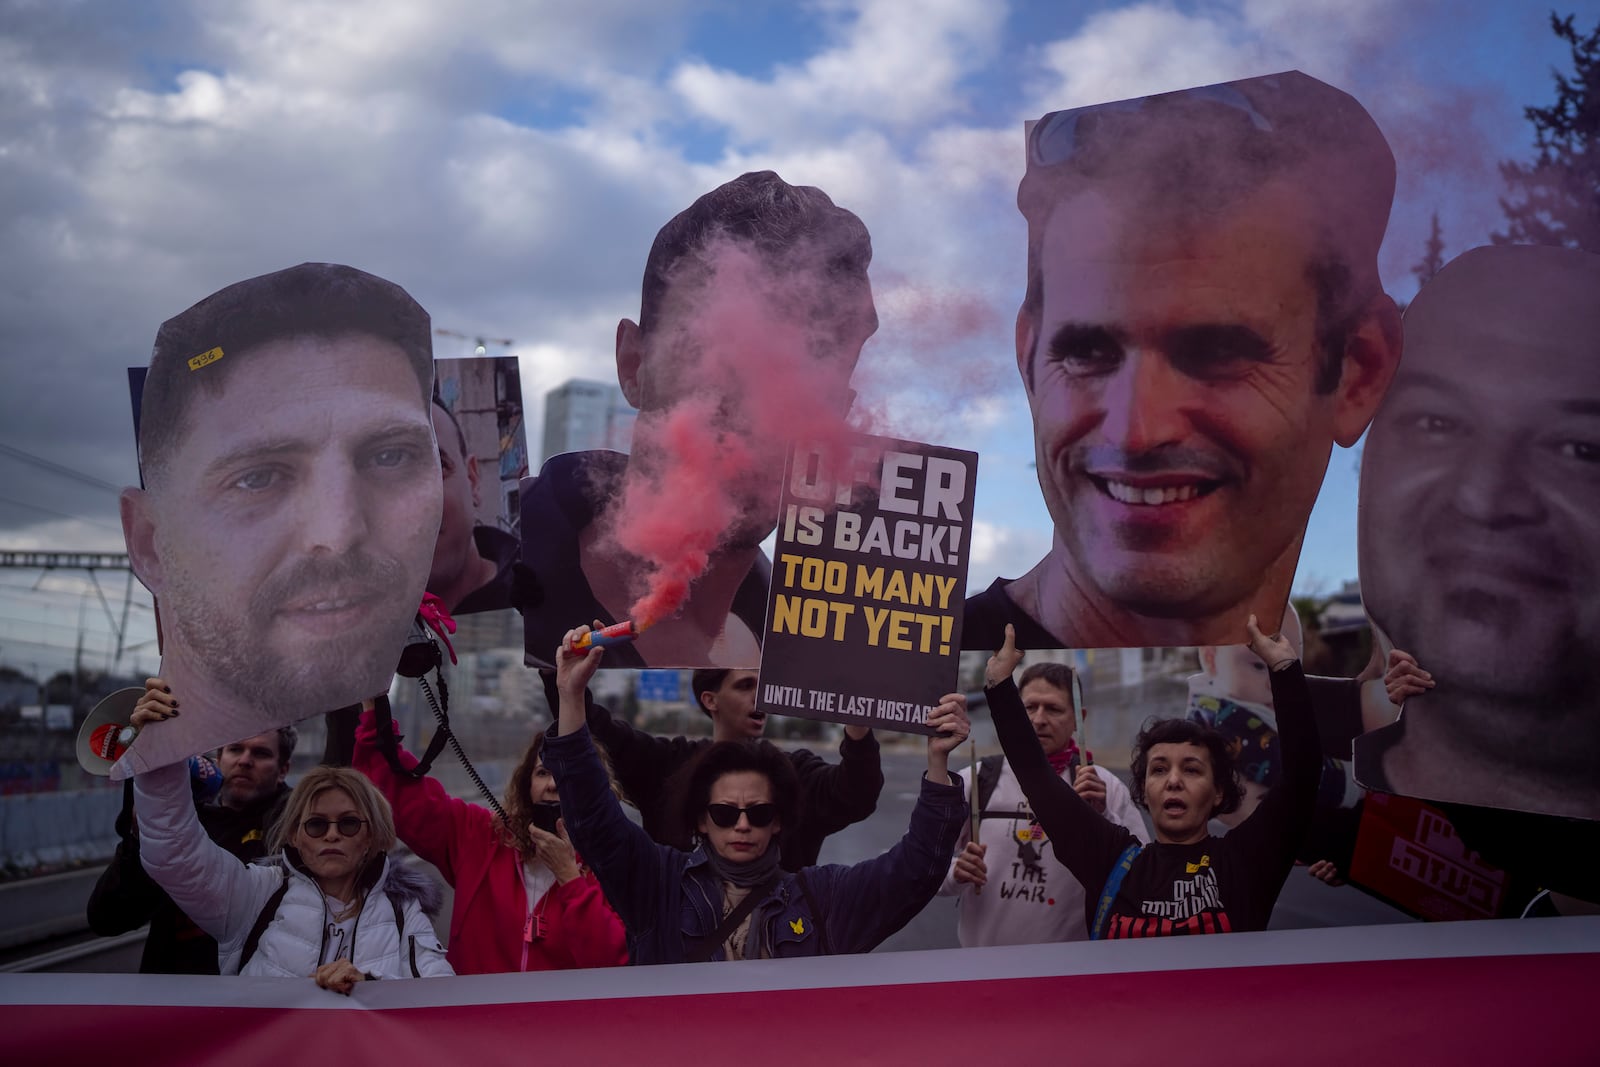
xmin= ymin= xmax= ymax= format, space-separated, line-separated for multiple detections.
xmin=964 ymin=71 xmax=1402 ymax=651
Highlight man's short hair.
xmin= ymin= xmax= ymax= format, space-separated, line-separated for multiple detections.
xmin=691 ymin=668 xmax=731 ymax=717
xmin=432 ymin=395 xmax=468 ymax=456
xmin=638 ymin=171 xmax=873 ymax=335
xmin=1019 ymin=661 xmax=1077 ymax=697
xmin=1017 ymin=71 xmax=1395 ymax=395
xmin=139 ymin=263 xmax=434 ymax=485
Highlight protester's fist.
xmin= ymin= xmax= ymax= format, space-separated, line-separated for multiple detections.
xmin=1307 ymin=860 xmax=1347 ymax=887
xmin=1383 ymin=650 xmax=1433 ymax=706
xmin=1245 ymin=614 xmax=1297 ymax=671
xmin=1073 ymin=764 xmax=1107 ymax=814
xmin=313 ymin=959 xmax=366 ymax=995
xmin=131 ymin=677 xmax=178 ymax=729
xmin=985 ymin=624 xmax=1024 ymax=688
xmin=953 ymin=841 xmax=988 ymax=888
xmin=555 ymin=622 xmax=605 ymax=696
xmin=926 ymin=693 xmax=971 ymax=759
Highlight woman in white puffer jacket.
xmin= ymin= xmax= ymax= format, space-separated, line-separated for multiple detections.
xmin=131 ymin=682 xmax=453 ymax=992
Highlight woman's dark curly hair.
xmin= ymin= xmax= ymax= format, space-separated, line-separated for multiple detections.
xmin=676 ymin=740 xmax=801 ymax=847
xmin=1129 ymin=718 xmax=1244 ymax=818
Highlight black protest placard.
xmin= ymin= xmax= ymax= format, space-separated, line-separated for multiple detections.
xmin=758 ymin=433 xmax=977 ymax=735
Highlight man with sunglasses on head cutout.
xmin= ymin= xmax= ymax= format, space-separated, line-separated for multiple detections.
xmin=88 ymin=721 xmax=296 ymax=973
xmin=964 ymin=71 xmax=1403 ymax=652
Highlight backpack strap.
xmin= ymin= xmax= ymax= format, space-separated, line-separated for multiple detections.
xmin=239 ymin=875 xmax=291 ymax=971
xmin=793 ymin=868 xmax=832 ymax=956
xmin=1090 ymin=842 xmax=1144 ymax=941
xmin=975 ymin=755 xmax=1004 ymax=815
xmin=686 ymin=877 xmax=778 ymax=964
xmin=389 ymin=892 xmax=418 ymax=977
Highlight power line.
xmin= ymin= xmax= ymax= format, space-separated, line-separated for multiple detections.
xmin=0 ymin=492 xmax=124 ymax=535
xmin=0 ymin=440 xmax=123 ymax=494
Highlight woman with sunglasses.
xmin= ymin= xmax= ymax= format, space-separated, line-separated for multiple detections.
xmin=543 ymin=625 xmax=970 ymax=965
xmin=350 ymin=699 xmax=628 ymax=974
xmin=129 ymin=682 xmax=453 ymax=991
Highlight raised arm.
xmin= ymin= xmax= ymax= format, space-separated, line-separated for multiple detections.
xmin=985 ymin=627 xmax=1132 ymax=895
xmin=791 ymin=729 xmax=885 ymax=839
xmin=810 ymin=695 xmax=970 ymax=952
xmin=1227 ymin=617 xmax=1319 ymax=865
xmin=352 ymin=699 xmax=496 ymax=883
xmin=125 ymin=684 xmax=279 ymax=952
xmin=540 ymin=667 xmax=699 ymax=815
xmin=546 ymin=627 xmax=679 ymax=935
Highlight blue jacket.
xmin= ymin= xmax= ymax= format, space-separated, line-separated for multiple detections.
xmin=542 ymin=724 xmax=966 ymax=965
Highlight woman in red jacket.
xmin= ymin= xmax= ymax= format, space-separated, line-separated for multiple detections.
xmin=353 ymin=702 xmax=628 ymax=974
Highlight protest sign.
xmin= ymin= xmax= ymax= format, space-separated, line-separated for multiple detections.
xmin=757 ymin=433 xmax=976 ymax=735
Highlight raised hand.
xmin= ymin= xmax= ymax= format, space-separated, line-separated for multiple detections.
xmin=555 ymin=623 xmax=605 ymax=698
xmin=1244 ymin=614 xmax=1297 ymax=671
xmin=985 ymin=624 xmax=1024 ymax=688
xmin=131 ymin=677 xmax=178 ymax=729
xmin=1383 ymin=649 xmax=1434 ymax=706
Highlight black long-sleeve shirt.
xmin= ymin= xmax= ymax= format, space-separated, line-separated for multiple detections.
xmin=989 ymin=662 xmax=1319 ymax=937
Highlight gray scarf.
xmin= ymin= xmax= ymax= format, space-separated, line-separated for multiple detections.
xmin=699 ymin=837 xmax=782 ymax=888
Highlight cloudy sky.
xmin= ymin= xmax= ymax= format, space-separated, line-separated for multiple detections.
xmin=1 ymin=0 xmax=1590 ymax=679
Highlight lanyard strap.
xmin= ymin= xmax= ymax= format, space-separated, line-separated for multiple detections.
xmin=1090 ymin=842 xmax=1143 ymax=941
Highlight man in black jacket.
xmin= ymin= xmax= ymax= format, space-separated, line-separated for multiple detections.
xmin=545 ymin=668 xmax=882 ymax=871
xmin=86 ymin=725 xmax=295 ymax=973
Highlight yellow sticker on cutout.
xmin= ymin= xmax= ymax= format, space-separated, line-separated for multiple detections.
xmin=187 ymin=346 xmax=224 ymax=371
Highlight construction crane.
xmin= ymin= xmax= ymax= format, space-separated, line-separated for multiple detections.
xmin=434 ymin=328 xmax=514 ymax=357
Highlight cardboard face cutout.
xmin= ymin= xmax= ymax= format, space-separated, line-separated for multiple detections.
xmin=520 ymin=171 xmax=875 ymax=670
xmin=428 ymin=356 xmax=527 ymax=617
xmin=964 ymin=70 xmax=1401 ymax=653
xmin=1356 ymin=244 xmax=1600 ymax=821
xmin=112 ymin=263 xmax=443 ymax=778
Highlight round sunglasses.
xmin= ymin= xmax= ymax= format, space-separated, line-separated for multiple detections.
xmin=301 ymin=815 xmax=367 ymax=839
xmin=704 ymin=802 xmax=779 ymax=829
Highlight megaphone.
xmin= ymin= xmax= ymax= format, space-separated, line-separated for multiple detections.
xmin=76 ymin=687 xmax=144 ymax=776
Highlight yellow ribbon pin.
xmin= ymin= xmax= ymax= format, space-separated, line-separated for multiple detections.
xmin=789 ymin=918 xmax=805 ymax=935
xmin=1185 ymin=854 xmax=1211 ymax=874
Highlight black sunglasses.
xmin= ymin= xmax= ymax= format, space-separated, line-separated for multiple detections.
xmin=705 ymin=803 xmax=779 ymax=829
xmin=301 ymin=815 xmax=367 ymax=839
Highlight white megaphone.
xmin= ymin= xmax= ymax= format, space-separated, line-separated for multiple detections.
xmin=75 ymin=687 xmax=145 ymax=776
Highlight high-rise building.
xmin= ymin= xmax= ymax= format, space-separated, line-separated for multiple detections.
xmin=539 ymin=379 xmax=636 ymax=464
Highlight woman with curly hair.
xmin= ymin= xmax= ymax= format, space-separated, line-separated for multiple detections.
xmin=352 ymin=698 xmax=628 ymax=973
xmin=546 ymin=625 xmax=971 ymax=966
xmin=986 ymin=616 xmax=1318 ymax=939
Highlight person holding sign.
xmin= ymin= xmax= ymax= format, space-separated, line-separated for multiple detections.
xmin=540 ymin=668 xmax=884 ymax=871
xmin=986 ymin=618 xmax=1316 ymax=937
xmin=938 ymin=661 xmax=1147 ymax=946
xmin=127 ymin=683 xmax=453 ymax=987
xmin=543 ymin=625 xmax=968 ymax=964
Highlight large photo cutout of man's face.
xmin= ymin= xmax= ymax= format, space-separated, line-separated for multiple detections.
xmin=114 ymin=263 xmax=444 ymax=777
xmin=964 ymin=71 xmax=1403 ymax=652
xmin=520 ymin=170 xmax=876 ymax=670
xmin=1356 ymin=244 xmax=1600 ymax=821
xmin=429 ymin=356 xmax=526 ymax=618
